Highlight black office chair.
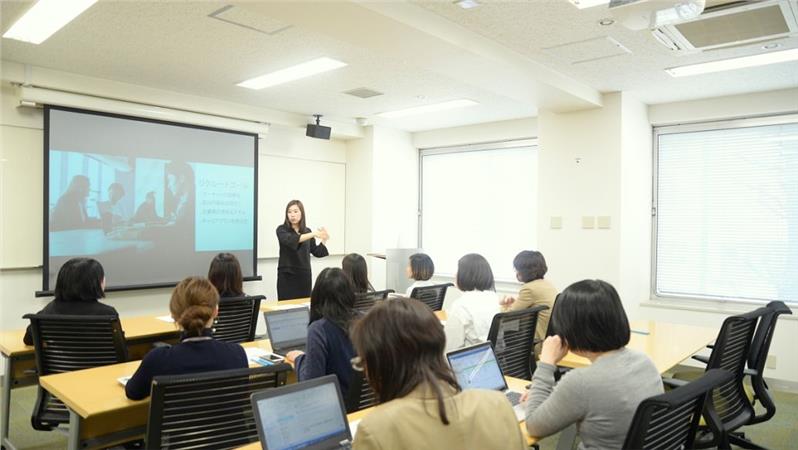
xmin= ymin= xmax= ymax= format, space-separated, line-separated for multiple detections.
xmin=623 ymin=369 xmax=734 ymax=450
xmin=214 ymin=295 xmax=265 ymax=343
xmin=486 ymin=306 xmax=547 ymax=380
xmin=145 ymin=364 xmax=291 ymax=449
xmin=664 ymin=308 xmax=763 ymax=448
xmin=24 ymin=314 xmax=128 ymax=431
xmin=693 ymin=302 xmax=792 ymax=425
xmin=409 ymin=283 xmax=453 ymax=311
xmin=353 ymin=289 xmax=394 ymax=313
xmin=745 ymin=301 xmax=792 ymax=427
xmin=345 ymin=370 xmax=378 ymax=413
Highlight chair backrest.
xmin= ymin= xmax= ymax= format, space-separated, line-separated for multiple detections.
xmin=353 ymin=289 xmax=394 ymax=313
xmin=703 ymin=309 xmax=762 ymax=431
xmin=623 ymin=369 xmax=734 ymax=450
xmin=344 ymin=370 xmax=378 ymax=413
xmin=214 ymin=295 xmax=264 ymax=343
xmin=409 ymin=283 xmax=453 ymax=311
xmin=486 ymin=306 xmax=547 ymax=380
xmin=747 ymin=301 xmax=792 ymax=424
xmin=145 ymin=364 xmax=291 ymax=450
xmin=24 ymin=314 xmax=128 ymax=376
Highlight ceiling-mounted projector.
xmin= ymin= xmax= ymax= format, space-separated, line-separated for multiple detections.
xmin=610 ymin=0 xmax=705 ymax=30
xmin=306 ymin=114 xmax=331 ymax=140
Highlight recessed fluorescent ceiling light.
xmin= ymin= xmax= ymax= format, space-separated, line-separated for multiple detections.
xmin=2 ymin=0 xmax=98 ymax=44
xmin=665 ymin=48 xmax=798 ymax=77
xmin=377 ymin=99 xmax=478 ymax=118
xmin=455 ymin=0 xmax=480 ymax=9
xmin=238 ymin=57 xmax=347 ymax=89
xmin=568 ymin=0 xmax=610 ymax=9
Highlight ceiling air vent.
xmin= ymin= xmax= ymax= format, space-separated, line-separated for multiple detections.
xmin=343 ymin=88 xmax=384 ymax=99
xmin=653 ymin=0 xmax=798 ymax=52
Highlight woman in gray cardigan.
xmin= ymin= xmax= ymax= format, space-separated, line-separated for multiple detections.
xmin=523 ymin=280 xmax=663 ymax=449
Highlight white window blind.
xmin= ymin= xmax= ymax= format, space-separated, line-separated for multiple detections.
xmin=420 ymin=141 xmax=537 ymax=280
xmin=655 ymin=118 xmax=798 ymax=304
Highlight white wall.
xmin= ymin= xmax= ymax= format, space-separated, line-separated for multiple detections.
xmin=413 ymin=117 xmax=537 ymax=149
xmin=648 ymin=87 xmax=798 ymax=125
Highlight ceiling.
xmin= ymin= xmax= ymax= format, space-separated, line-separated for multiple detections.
xmin=1 ymin=0 xmax=797 ymax=133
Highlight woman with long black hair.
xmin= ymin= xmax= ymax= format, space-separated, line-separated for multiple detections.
xmin=275 ymin=199 xmax=329 ymax=300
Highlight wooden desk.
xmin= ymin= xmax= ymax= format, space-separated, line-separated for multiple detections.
xmin=38 ymin=340 xmax=275 ymax=450
xmin=260 ymin=297 xmax=310 ymax=313
xmin=235 ymin=376 xmax=537 ymax=450
xmin=260 ymin=298 xmax=448 ymax=321
xmin=0 ymin=314 xmax=181 ymax=450
xmin=559 ymin=320 xmax=717 ymax=374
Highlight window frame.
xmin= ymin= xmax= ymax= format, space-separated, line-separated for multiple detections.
xmin=418 ymin=138 xmax=538 ymax=281
xmin=651 ymin=113 xmax=798 ymax=306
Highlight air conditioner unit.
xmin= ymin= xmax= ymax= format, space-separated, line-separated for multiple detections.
xmin=651 ymin=0 xmax=798 ymax=52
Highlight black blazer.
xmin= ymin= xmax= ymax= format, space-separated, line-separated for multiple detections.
xmin=23 ymin=299 xmax=118 ymax=345
xmin=276 ymin=224 xmax=329 ymax=272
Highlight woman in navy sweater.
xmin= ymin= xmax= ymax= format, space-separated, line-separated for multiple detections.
xmin=125 ymin=277 xmax=247 ymax=400
xmin=286 ymin=268 xmax=358 ymax=397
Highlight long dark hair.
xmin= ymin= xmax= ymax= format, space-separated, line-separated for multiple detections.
xmin=55 ymin=258 xmax=105 ymax=302
xmin=309 ymin=268 xmax=357 ymax=332
xmin=351 ymin=298 xmax=461 ymax=424
xmin=342 ymin=253 xmax=373 ymax=293
xmin=283 ymin=199 xmax=307 ymax=232
xmin=208 ymin=253 xmax=244 ymax=297
xmin=456 ymin=253 xmax=495 ymax=292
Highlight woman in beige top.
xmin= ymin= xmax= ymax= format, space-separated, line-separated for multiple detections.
xmin=500 ymin=250 xmax=557 ymax=354
xmin=351 ymin=298 xmax=526 ymax=450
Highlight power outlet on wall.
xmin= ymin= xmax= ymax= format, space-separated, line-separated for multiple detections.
xmin=766 ymin=355 xmax=777 ymax=370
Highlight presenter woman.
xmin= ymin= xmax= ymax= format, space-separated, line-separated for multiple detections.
xmin=276 ymin=200 xmax=329 ymax=300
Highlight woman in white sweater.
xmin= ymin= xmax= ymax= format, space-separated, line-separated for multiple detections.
xmin=444 ymin=253 xmax=500 ymax=352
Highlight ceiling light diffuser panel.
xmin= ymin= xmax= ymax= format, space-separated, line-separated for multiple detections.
xmin=238 ymin=57 xmax=347 ymax=89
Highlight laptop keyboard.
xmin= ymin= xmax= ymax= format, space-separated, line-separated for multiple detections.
xmin=506 ymin=391 xmax=522 ymax=406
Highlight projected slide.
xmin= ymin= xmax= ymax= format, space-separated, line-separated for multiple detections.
xmin=45 ymin=107 xmax=257 ymax=290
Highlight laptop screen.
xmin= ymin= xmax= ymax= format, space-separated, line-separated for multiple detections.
xmin=255 ymin=378 xmax=349 ymax=450
xmin=264 ymin=308 xmax=309 ymax=348
xmin=447 ymin=343 xmax=508 ymax=392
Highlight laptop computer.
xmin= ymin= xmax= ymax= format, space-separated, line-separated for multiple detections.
xmin=251 ymin=375 xmax=353 ymax=450
xmin=446 ymin=342 xmax=526 ymax=421
xmin=264 ymin=308 xmax=310 ymax=355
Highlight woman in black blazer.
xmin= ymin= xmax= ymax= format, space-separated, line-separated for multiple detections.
xmin=276 ymin=200 xmax=329 ymax=300
xmin=23 ymin=258 xmax=117 ymax=345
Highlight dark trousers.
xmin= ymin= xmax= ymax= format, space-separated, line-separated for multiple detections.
xmin=277 ymin=269 xmax=312 ymax=300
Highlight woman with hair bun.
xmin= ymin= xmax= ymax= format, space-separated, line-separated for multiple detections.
xmin=125 ymin=277 xmax=247 ymax=400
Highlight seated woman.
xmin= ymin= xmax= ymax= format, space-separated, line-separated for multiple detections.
xmin=404 ymin=253 xmax=435 ymax=296
xmin=125 ymin=277 xmax=247 ymax=400
xmin=524 ymin=280 xmax=663 ymax=449
xmin=499 ymin=250 xmax=557 ymax=355
xmin=444 ymin=253 xmax=500 ymax=352
xmin=342 ymin=253 xmax=374 ymax=294
xmin=24 ymin=258 xmax=117 ymax=345
xmin=208 ymin=252 xmax=245 ymax=298
xmin=286 ymin=268 xmax=358 ymax=397
xmin=351 ymin=298 xmax=526 ymax=450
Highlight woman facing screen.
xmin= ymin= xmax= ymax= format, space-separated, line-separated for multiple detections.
xmin=275 ymin=200 xmax=330 ymax=300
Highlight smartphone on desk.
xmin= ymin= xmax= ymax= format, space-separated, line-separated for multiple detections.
xmin=255 ymin=353 xmax=285 ymax=366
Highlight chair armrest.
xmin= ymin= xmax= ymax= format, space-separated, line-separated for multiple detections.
xmin=706 ymin=344 xmax=714 ymax=349
xmin=744 ymin=368 xmax=758 ymax=377
xmin=662 ymin=377 xmax=689 ymax=388
xmin=692 ymin=355 xmax=710 ymax=364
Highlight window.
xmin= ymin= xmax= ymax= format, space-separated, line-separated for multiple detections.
xmin=420 ymin=140 xmax=537 ymax=281
xmin=654 ymin=116 xmax=798 ymax=304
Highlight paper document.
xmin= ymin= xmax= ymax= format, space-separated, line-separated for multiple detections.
xmin=349 ymin=419 xmax=361 ymax=438
xmin=117 ymin=376 xmax=131 ymax=387
xmin=155 ymin=315 xmax=174 ymax=323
